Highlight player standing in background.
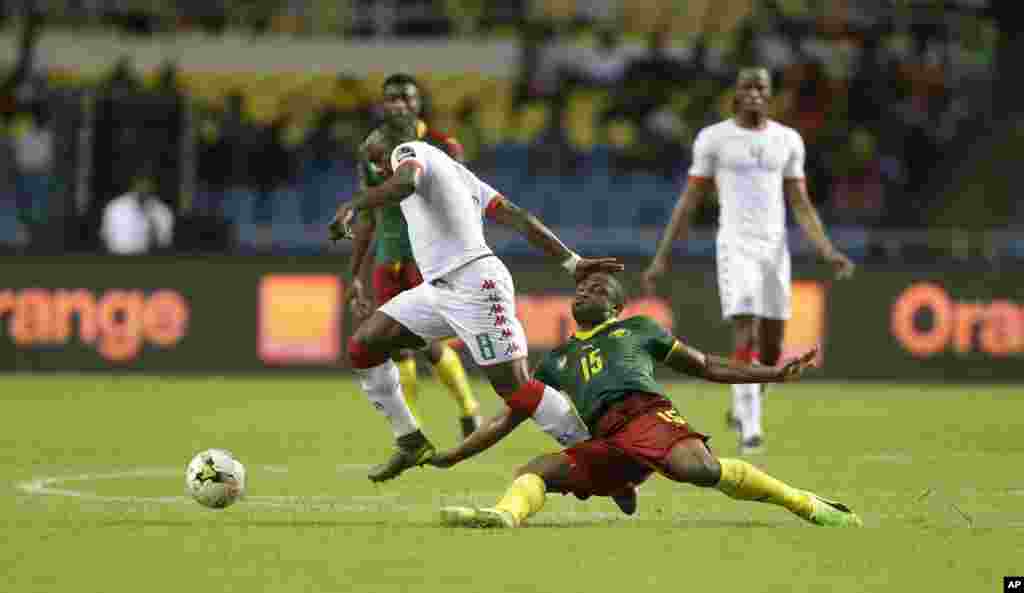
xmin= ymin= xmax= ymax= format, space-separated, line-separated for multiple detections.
xmin=347 ymin=73 xmax=483 ymax=439
xmin=330 ymin=111 xmax=624 ymax=483
xmin=642 ymin=67 xmax=854 ymax=454
xmin=432 ymin=272 xmax=861 ymax=529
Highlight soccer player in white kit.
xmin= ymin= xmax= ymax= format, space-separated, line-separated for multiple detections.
xmin=330 ymin=111 xmax=624 ymax=483
xmin=643 ymin=67 xmax=854 ymax=454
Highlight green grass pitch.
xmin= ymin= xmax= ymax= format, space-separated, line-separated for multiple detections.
xmin=2 ymin=376 xmax=1022 ymax=592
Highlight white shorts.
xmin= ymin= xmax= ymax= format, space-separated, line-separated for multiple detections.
xmin=716 ymin=237 xmax=791 ymax=320
xmin=378 ymin=256 xmax=528 ymax=366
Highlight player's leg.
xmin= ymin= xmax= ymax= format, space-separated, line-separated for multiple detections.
xmin=659 ymin=438 xmax=861 ymax=527
xmin=424 ymin=340 xmax=482 ymax=438
xmin=717 ymin=239 xmax=764 ymax=451
xmin=353 ymin=284 xmax=452 ymax=482
xmin=730 ymin=315 xmax=765 ymax=453
xmin=373 ymin=262 xmax=423 ymax=418
xmin=441 ymin=453 xmax=571 ymax=528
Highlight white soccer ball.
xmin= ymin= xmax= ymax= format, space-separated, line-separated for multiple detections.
xmin=185 ymin=449 xmax=246 ymax=509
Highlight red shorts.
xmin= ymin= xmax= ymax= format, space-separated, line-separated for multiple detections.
xmin=562 ymin=393 xmax=708 ymax=499
xmin=373 ymin=260 xmax=424 ymax=306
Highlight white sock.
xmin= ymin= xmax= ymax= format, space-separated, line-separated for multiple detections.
xmin=354 ymin=360 xmax=419 ymax=438
xmin=531 ymin=385 xmax=591 ymax=446
xmin=731 ymin=383 xmax=748 ymax=426
xmin=737 ymin=383 xmax=763 ymax=440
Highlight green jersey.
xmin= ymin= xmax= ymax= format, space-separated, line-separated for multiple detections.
xmin=363 ymin=161 xmax=413 ymax=263
xmin=533 ymin=316 xmax=678 ymax=432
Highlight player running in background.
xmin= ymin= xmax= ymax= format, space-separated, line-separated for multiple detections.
xmin=432 ymin=272 xmax=862 ymax=529
xmin=642 ymin=67 xmax=854 ymax=454
xmin=329 ymin=111 xmax=623 ymax=483
xmin=347 ymin=73 xmax=483 ymax=439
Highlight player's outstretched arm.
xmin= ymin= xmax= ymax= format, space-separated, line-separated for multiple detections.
xmin=329 ymin=161 xmax=420 ymax=242
xmin=643 ymin=181 xmax=710 ymax=293
xmin=663 ymin=339 xmax=817 ymax=384
xmin=429 ymin=407 xmax=530 ymax=468
xmin=486 ymin=196 xmax=624 ymax=280
xmin=784 ymin=179 xmax=855 ymax=279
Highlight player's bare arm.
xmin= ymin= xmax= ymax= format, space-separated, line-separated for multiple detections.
xmin=486 ymin=196 xmax=624 ymax=280
xmin=329 ymin=161 xmax=420 ymax=242
xmin=783 ymin=179 xmax=855 ymax=279
xmin=643 ymin=180 xmax=711 ymax=292
xmin=429 ymin=406 xmax=529 ymax=468
xmin=664 ymin=339 xmax=817 ymax=384
xmin=345 ymin=212 xmax=376 ymax=317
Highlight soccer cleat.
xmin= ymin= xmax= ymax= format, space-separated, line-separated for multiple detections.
xmin=459 ymin=415 xmax=483 ymax=440
xmin=804 ymin=492 xmax=863 ymax=528
xmin=367 ymin=430 xmax=436 ymax=483
xmin=440 ymin=506 xmax=518 ymax=528
xmin=739 ymin=435 xmax=765 ymax=455
xmin=610 ymin=486 xmax=638 ymax=516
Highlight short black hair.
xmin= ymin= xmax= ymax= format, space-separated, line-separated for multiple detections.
xmin=383 ymin=73 xmax=420 ymax=91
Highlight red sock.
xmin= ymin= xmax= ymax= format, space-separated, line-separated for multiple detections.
xmin=348 ymin=336 xmax=389 ymax=369
xmin=733 ymin=347 xmax=760 ymax=364
xmin=504 ymin=379 xmax=545 ymax=416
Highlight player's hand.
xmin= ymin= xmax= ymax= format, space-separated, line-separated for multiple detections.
xmin=427 ymin=449 xmax=461 ymax=469
xmin=574 ymin=257 xmax=625 ymax=282
xmin=328 ymin=203 xmax=356 ymax=242
xmin=825 ymin=250 xmax=855 ymax=280
xmin=777 ymin=347 xmax=818 ymax=382
xmin=641 ymin=257 xmax=667 ymax=295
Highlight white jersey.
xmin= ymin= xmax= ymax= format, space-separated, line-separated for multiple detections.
xmin=388 ymin=141 xmax=499 ymax=282
xmin=689 ymin=119 xmax=805 ymax=245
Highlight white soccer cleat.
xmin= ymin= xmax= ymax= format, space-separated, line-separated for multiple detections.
xmin=440 ymin=506 xmax=518 ymax=528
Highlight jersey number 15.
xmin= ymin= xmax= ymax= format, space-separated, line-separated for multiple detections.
xmin=580 ymin=349 xmax=604 ymax=382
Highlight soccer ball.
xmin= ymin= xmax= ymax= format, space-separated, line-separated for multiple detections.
xmin=185 ymin=449 xmax=246 ymax=509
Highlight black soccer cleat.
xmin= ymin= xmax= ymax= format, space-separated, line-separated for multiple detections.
xmin=611 ymin=486 xmax=638 ymax=516
xmin=368 ymin=430 xmax=436 ymax=483
xmin=739 ymin=435 xmax=765 ymax=455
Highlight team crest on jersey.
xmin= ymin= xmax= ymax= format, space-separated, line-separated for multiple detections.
xmin=394 ymin=145 xmax=417 ymax=163
xmin=556 ymin=356 xmax=567 ymax=370
xmin=610 ymin=329 xmax=630 ymax=338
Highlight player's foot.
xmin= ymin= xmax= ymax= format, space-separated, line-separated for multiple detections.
xmin=739 ymin=435 xmax=765 ymax=455
xmin=440 ymin=506 xmax=518 ymax=528
xmin=368 ymin=430 xmax=436 ymax=483
xmin=459 ymin=415 xmax=482 ymax=440
xmin=804 ymin=492 xmax=863 ymax=528
xmin=726 ymin=409 xmax=741 ymax=432
xmin=610 ymin=486 xmax=638 ymax=516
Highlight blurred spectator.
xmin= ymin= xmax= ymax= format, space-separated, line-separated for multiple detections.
xmin=574 ymin=27 xmax=629 ymax=89
xmin=829 ymin=127 xmax=886 ymax=226
xmin=510 ymin=21 xmax=564 ymax=129
xmin=101 ymin=173 xmax=175 ymax=255
xmin=12 ymin=104 xmax=54 ymax=224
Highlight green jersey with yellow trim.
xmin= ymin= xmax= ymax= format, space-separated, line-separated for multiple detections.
xmin=533 ymin=316 xmax=678 ymax=432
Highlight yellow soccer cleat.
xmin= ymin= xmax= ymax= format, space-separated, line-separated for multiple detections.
xmin=440 ymin=506 xmax=518 ymax=528
xmin=804 ymin=492 xmax=863 ymax=527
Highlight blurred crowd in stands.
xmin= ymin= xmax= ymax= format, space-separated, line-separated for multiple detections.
xmin=0 ymin=1 xmax=1017 ymax=255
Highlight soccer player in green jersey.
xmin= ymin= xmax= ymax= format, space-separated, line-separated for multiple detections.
xmin=347 ymin=73 xmax=482 ymax=439
xmin=431 ymin=272 xmax=862 ymax=528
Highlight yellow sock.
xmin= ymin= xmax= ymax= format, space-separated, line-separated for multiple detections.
xmin=433 ymin=345 xmax=479 ymax=417
xmin=494 ymin=473 xmax=546 ymax=525
xmin=396 ymin=357 xmax=420 ymax=418
xmin=715 ymin=458 xmax=814 ymax=520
